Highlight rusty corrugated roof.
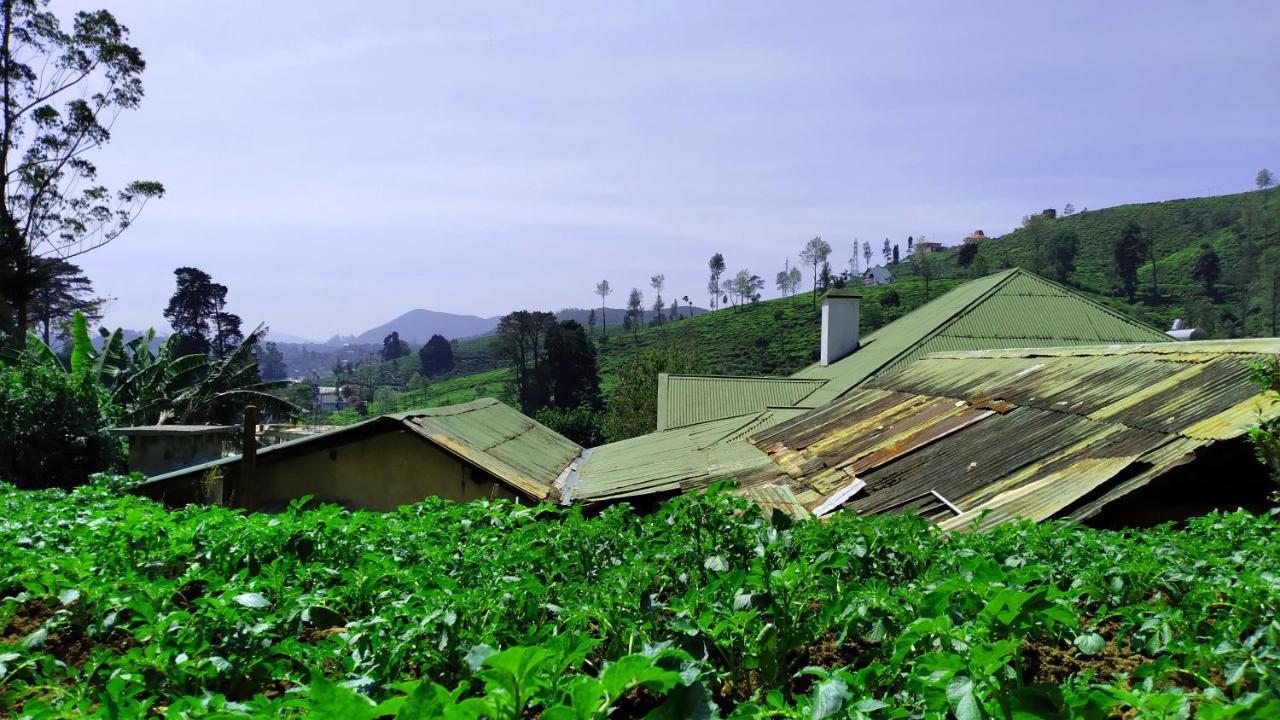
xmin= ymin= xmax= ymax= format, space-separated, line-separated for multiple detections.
xmin=657 ymin=269 xmax=1172 ymax=430
xmin=747 ymin=340 xmax=1280 ymax=527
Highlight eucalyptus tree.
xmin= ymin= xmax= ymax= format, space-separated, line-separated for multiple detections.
xmin=0 ymin=1 xmax=164 ymax=347
xmin=799 ymin=237 xmax=832 ymax=308
xmin=594 ymin=280 xmax=611 ymax=337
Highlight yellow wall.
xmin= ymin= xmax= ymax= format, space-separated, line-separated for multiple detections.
xmin=230 ymin=429 xmax=519 ymax=511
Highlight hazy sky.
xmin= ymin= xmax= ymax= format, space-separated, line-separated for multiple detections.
xmin=69 ymin=1 xmax=1280 ymax=341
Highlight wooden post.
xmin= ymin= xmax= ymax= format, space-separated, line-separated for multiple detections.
xmin=242 ymin=405 xmax=259 ymax=491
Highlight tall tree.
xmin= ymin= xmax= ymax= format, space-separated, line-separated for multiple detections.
xmin=649 ymin=274 xmax=665 ymax=324
xmin=957 ymin=242 xmax=979 ymax=270
xmin=28 ymin=257 xmax=103 ymax=346
xmin=892 ymin=244 xmax=900 ymax=264
xmin=1191 ymin=243 xmax=1221 ymax=299
xmin=708 ymin=253 xmax=725 ymax=310
xmin=1021 ymin=214 xmax=1051 ymax=274
xmin=907 ymin=236 xmax=914 ymax=254
xmin=1113 ymin=221 xmax=1143 ymax=302
xmin=587 ymin=308 xmax=596 ymax=335
xmin=380 ymin=331 xmax=409 ymax=362
xmin=594 ymin=280 xmax=611 ymax=338
xmin=787 ymin=266 xmax=802 ymax=295
xmin=0 ymin=2 xmax=164 ymax=348
xmin=626 ymin=287 xmax=643 ymax=336
xmin=881 ymin=238 xmax=891 ymax=264
xmin=1258 ymin=168 xmax=1275 ymax=191
xmin=799 ymin=236 xmax=832 ymax=308
xmin=911 ymin=250 xmax=939 ymax=299
xmin=818 ymin=261 xmax=832 ymax=292
xmin=256 ymin=341 xmax=287 ymax=381
xmin=602 ymin=341 xmax=707 ymax=442
xmin=541 ymin=320 xmax=601 ymax=410
xmin=1139 ymin=208 xmax=1163 ymax=300
xmin=418 ymin=333 xmax=454 ymax=376
xmin=163 ymin=267 xmax=219 ymax=356
xmin=495 ymin=310 xmax=557 ymax=413
xmin=862 ymin=241 xmax=872 ymax=272
xmin=1045 ymin=228 xmax=1080 ymax=284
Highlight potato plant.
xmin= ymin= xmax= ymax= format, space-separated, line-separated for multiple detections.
xmin=1 ymin=478 xmax=1278 ymax=718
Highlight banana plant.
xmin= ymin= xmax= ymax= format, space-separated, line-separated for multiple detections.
xmin=10 ymin=313 xmax=300 ymax=425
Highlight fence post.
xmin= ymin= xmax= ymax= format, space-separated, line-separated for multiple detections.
xmin=242 ymin=405 xmax=259 ymax=493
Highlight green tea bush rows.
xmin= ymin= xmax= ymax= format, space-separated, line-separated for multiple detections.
xmin=1 ymin=480 xmax=1278 ymax=718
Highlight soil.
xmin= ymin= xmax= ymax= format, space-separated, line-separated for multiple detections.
xmin=1021 ymin=638 xmax=1147 ymax=685
xmin=2 ymin=598 xmax=135 ymax=667
xmin=301 ymin=626 xmax=349 ymax=643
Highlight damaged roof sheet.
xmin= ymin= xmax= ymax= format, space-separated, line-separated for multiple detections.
xmin=749 ymin=339 xmax=1280 ymax=528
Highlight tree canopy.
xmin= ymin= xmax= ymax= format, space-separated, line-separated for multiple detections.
xmin=0 ymin=1 xmax=164 ymax=348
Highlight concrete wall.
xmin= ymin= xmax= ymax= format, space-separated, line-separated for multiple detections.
xmin=127 ymin=434 xmax=228 ymax=477
xmin=138 ymin=429 xmax=521 ymax=511
xmin=231 ymin=429 xmax=519 ymax=511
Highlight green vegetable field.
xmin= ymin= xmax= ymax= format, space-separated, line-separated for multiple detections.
xmin=2 ymin=479 xmax=1278 ymax=718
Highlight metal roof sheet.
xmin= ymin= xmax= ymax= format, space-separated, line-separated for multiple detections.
xmin=748 ymin=339 xmax=1280 ymax=528
xmin=659 ymin=270 xmax=1171 ymax=426
xmin=656 ymin=374 xmax=824 ymax=430
xmin=572 ymin=412 xmax=786 ymax=503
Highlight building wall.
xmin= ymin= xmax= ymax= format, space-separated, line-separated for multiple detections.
xmin=228 ymin=429 xmax=520 ymax=511
xmin=127 ymin=434 xmax=228 ymax=477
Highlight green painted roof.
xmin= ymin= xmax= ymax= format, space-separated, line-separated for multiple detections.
xmin=658 ymin=269 xmax=1171 ymax=428
xmin=140 ymin=399 xmax=582 ymax=501
xmin=569 ymin=411 xmax=789 ymax=504
xmin=656 ymin=374 xmax=824 ymax=430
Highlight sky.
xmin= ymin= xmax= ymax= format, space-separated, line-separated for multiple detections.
xmin=65 ymin=1 xmax=1280 ymax=341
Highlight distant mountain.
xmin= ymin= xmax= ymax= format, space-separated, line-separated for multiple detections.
xmin=353 ymin=309 xmax=500 ymax=345
xmin=265 ymin=331 xmax=319 ymax=345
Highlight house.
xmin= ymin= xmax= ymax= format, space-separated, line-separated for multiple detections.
xmin=134 ymin=399 xmax=583 ymax=512
xmin=576 ymin=339 xmax=1280 ymax=528
xmin=316 ymin=386 xmax=343 ymax=412
xmin=964 ymin=230 xmax=988 ymax=244
xmin=748 ymin=340 xmax=1280 ymax=528
xmin=656 ymin=268 xmax=1173 ymax=432
xmin=914 ymin=241 xmax=945 ymax=253
xmin=862 ymin=266 xmax=895 ymax=285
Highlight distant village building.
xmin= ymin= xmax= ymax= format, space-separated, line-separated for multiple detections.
xmin=963 ymin=229 xmax=988 ymax=244
xmin=914 ymin=241 xmax=945 ymax=254
xmin=1042 ymin=208 xmax=1057 ymax=219
xmin=316 ymin=386 xmax=343 ymax=412
xmin=862 ymin=266 xmax=894 ymax=286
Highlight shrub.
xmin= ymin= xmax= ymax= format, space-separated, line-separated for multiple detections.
xmin=0 ymin=361 xmax=124 ymax=489
xmin=534 ymin=405 xmax=605 ymax=446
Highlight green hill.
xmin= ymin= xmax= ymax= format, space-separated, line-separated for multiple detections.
xmin=933 ymin=187 xmax=1280 ymax=336
xmin=321 ymin=279 xmax=955 ymax=424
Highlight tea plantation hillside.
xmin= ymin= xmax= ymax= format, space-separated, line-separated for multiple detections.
xmin=3 ymin=479 xmax=1278 ymax=717
xmin=323 ymin=278 xmax=959 ymax=423
xmin=927 ymin=187 xmax=1280 ymax=335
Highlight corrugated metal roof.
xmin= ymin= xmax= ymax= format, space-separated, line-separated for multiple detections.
xmin=659 ymin=270 xmax=1172 ymax=427
xmin=571 ymin=412 xmax=787 ymax=504
xmin=798 ymin=269 xmax=1172 ymax=405
xmin=656 ymin=375 xmax=824 ymax=430
xmin=138 ymin=399 xmax=582 ymax=502
xmin=748 ymin=339 xmax=1280 ymax=527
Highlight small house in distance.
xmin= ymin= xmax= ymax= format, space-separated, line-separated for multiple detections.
xmin=134 ymin=399 xmax=582 ymax=512
xmin=862 ymin=266 xmax=895 ymax=286
xmin=316 ymin=386 xmax=343 ymax=412
xmin=914 ymin=240 xmax=945 ymax=253
xmin=112 ymin=425 xmax=237 ymax=477
xmin=963 ymin=230 xmax=988 ymax=244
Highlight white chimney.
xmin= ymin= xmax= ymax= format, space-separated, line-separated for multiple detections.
xmin=820 ymin=289 xmax=861 ymax=365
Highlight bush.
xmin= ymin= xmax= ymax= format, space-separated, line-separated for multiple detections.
xmin=0 ymin=361 xmax=123 ymax=489
xmin=534 ymin=405 xmax=605 ymax=446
